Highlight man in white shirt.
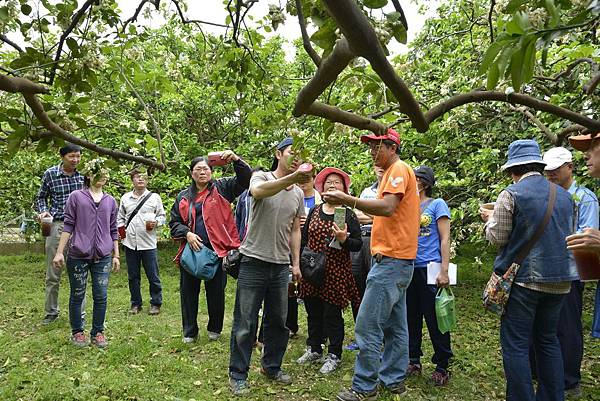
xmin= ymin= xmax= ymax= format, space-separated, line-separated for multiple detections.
xmin=117 ymin=169 xmax=166 ymax=315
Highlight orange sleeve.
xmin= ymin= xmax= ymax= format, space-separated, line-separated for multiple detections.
xmin=380 ymin=163 xmax=408 ymax=196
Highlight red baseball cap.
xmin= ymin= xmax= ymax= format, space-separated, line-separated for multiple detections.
xmin=360 ymin=128 xmax=400 ymax=146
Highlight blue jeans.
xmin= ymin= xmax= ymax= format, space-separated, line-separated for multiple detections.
xmin=229 ymin=256 xmax=289 ymax=380
xmin=501 ymin=284 xmax=565 ymax=401
xmin=67 ymin=257 xmax=111 ymax=336
xmin=593 ymin=283 xmax=600 ymax=338
xmin=125 ymin=246 xmax=162 ymax=307
xmin=352 ymin=257 xmax=414 ymax=393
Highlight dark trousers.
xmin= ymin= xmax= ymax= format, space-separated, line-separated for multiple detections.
xmin=407 ymin=267 xmax=453 ymax=370
xmin=179 ymin=261 xmax=226 ymax=338
xmin=557 ymin=281 xmax=584 ymax=390
xmin=229 ymin=256 xmax=289 ymax=380
xmin=304 ymin=297 xmax=344 ymax=358
xmin=125 ymin=246 xmax=162 ymax=307
xmin=350 ymin=235 xmax=372 ymax=320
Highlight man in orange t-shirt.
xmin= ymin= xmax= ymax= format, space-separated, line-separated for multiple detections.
xmin=323 ymin=128 xmax=419 ymax=401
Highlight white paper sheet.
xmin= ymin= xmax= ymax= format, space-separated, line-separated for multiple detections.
xmin=426 ymin=262 xmax=457 ymax=285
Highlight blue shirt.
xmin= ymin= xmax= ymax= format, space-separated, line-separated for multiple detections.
xmin=304 ymin=196 xmax=316 ymax=209
xmin=569 ymin=180 xmax=599 ymax=232
xmin=35 ymin=164 xmax=83 ymax=220
xmin=415 ymin=198 xmax=451 ymax=267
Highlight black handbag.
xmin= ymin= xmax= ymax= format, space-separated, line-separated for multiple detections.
xmin=300 ymin=246 xmax=326 ymax=287
xmin=300 ymin=206 xmax=326 ymax=287
xmin=223 ymin=248 xmax=242 ymax=279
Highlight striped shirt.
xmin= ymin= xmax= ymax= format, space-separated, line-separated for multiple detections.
xmin=485 ymin=172 xmax=570 ymax=294
xmin=35 ymin=164 xmax=83 ymax=220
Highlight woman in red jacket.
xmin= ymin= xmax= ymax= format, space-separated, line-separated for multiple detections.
xmin=169 ymin=151 xmax=251 ymax=343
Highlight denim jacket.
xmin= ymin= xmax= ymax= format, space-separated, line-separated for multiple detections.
xmin=492 ymin=175 xmax=578 ymax=283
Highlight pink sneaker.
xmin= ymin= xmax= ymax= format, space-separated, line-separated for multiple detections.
xmin=91 ymin=332 xmax=108 ymax=348
xmin=71 ymin=332 xmax=89 ymax=347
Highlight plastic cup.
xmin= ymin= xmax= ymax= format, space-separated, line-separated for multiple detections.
xmin=144 ymin=213 xmax=156 ymax=231
xmin=118 ymin=226 xmax=126 ymax=239
xmin=573 ymin=250 xmax=600 ymax=281
xmin=41 ymin=216 xmax=53 ymax=237
xmin=480 ymin=202 xmax=496 ymax=211
xmin=298 ymin=163 xmax=313 ymax=173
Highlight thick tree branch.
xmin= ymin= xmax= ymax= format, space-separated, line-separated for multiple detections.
xmin=425 ymin=91 xmax=600 ymax=131
xmin=48 ymin=0 xmax=96 ymax=85
xmin=293 ymin=38 xmax=355 ymax=117
xmin=0 ymin=75 xmax=48 ymax=94
xmin=22 ymin=93 xmax=165 ymax=170
xmin=322 ymin=0 xmax=428 ymax=132
xmin=306 ymin=102 xmax=386 ymax=134
xmin=0 ymin=34 xmax=24 ymax=53
xmin=295 ymin=0 xmax=321 ymax=67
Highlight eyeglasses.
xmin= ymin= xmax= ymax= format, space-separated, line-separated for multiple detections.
xmin=193 ymin=166 xmax=211 ymax=172
xmin=325 ymin=180 xmax=343 ymax=186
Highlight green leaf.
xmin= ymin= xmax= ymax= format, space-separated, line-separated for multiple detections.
xmin=543 ymin=0 xmax=560 ymax=26
xmin=510 ymin=45 xmax=526 ymax=90
xmin=21 ymin=4 xmax=32 ymax=15
xmin=521 ymin=38 xmax=537 ymax=83
xmin=479 ymin=41 xmax=506 ymax=74
xmin=364 ymin=0 xmax=388 ymax=9
xmin=0 ymin=7 xmax=9 ymax=21
xmin=504 ymin=0 xmax=529 ymax=13
xmin=66 ymin=38 xmax=78 ymax=52
xmin=487 ymin=62 xmax=500 ymax=90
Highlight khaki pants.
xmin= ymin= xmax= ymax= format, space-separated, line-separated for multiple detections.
xmin=44 ymin=221 xmax=85 ymax=316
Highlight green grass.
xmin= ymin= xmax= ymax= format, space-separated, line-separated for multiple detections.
xmin=0 ymin=245 xmax=599 ymax=401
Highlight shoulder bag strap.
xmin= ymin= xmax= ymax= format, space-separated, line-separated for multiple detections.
xmin=513 ymin=183 xmax=557 ymax=265
xmin=187 ymin=189 xmax=195 ymax=229
xmin=125 ymin=192 xmax=154 ymax=229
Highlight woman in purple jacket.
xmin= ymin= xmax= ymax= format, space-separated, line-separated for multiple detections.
xmin=53 ymin=158 xmax=120 ymax=348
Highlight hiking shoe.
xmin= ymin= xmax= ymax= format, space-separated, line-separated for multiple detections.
xmin=182 ymin=336 xmax=197 ymax=344
xmin=407 ymin=362 xmax=422 ymax=376
xmin=260 ymin=368 xmax=292 ymax=385
xmin=344 ymin=341 xmax=359 ymax=351
xmin=129 ymin=305 xmax=142 ymax=315
xmin=320 ymin=353 xmax=341 ymax=374
xmin=91 ymin=332 xmax=108 ymax=348
xmin=229 ymin=377 xmax=250 ymax=395
xmin=70 ymin=332 xmax=89 ymax=347
xmin=565 ymin=384 xmax=582 ymax=399
xmin=380 ymin=381 xmax=406 ymax=395
xmin=42 ymin=314 xmax=58 ymax=324
xmin=148 ymin=305 xmax=160 ymax=315
xmin=207 ymin=331 xmax=221 ymax=341
xmin=431 ymin=369 xmax=450 ymax=386
xmin=336 ymin=388 xmax=378 ymax=401
xmin=297 ymin=348 xmax=323 ymax=364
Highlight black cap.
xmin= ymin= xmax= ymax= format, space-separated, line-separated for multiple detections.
xmin=413 ymin=165 xmax=435 ymax=188
xmin=271 ymin=137 xmax=294 ymax=171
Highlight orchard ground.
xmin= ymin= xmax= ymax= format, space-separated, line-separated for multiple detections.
xmin=0 ymin=244 xmax=599 ymax=401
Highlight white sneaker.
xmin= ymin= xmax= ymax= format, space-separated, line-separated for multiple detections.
xmin=296 ymin=348 xmax=323 ymax=364
xmin=182 ymin=336 xmax=196 ymax=344
xmin=207 ymin=331 xmax=221 ymax=341
xmin=319 ymin=353 xmax=341 ymax=374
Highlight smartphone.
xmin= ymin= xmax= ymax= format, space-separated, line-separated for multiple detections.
xmin=334 ymin=207 xmax=346 ymax=228
xmin=208 ymin=151 xmax=228 ymax=167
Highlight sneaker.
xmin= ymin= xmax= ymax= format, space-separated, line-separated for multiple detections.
xmin=289 ymin=331 xmax=299 ymax=339
xmin=319 ymin=353 xmax=341 ymax=374
xmin=148 ymin=305 xmax=160 ymax=315
xmin=91 ymin=332 xmax=108 ymax=348
xmin=229 ymin=377 xmax=250 ymax=395
xmin=336 ymin=388 xmax=378 ymax=401
xmin=70 ymin=332 xmax=89 ymax=347
xmin=42 ymin=314 xmax=58 ymax=324
xmin=382 ymin=381 xmax=406 ymax=395
xmin=129 ymin=305 xmax=142 ymax=315
xmin=565 ymin=384 xmax=582 ymax=399
xmin=182 ymin=336 xmax=197 ymax=344
xmin=430 ymin=369 xmax=450 ymax=386
xmin=207 ymin=331 xmax=221 ymax=341
xmin=344 ymin=341 xmax=359 ymax=351
xmin=297 ymin=348 xmax=323 ymax=364
xmin=406 ymin=362 xmax=422 ymax=376
xmin=260 ymin=368 xmax=292 ymax=385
